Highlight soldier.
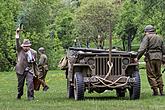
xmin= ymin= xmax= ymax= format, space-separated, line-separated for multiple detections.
xmin=38 ymin=47 xmax=49 ymax=91
xmin=74 ymin=37 xmax=81 ymax=47
xmin=98 ymin=34 xmax=104 ymax=49
xmin=15 ymin=28 xmax=37 ymax=100
xmin=135 ymin=25 xmax=165 ymax=96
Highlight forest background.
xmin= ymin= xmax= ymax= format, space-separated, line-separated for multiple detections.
xmin=1 ymin=0 xmax=165 ymax=71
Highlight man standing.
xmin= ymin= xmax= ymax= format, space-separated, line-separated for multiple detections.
xmin=136 ymin=25 xmax=165 ymax=96
xmin=38 ymin=47 xmax=49 ymax=91
xmin=97 ymin=34 xmax=104 ymax=49
xmin=15 ymin=28 xmax=37 ymax=100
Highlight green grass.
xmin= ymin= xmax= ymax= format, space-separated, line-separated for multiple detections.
xmin=0 ymin=69 xmax=165 ymax=110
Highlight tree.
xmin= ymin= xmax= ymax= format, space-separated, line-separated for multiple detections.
xmin=73 ymin=0 xmax=117 ymax=48
xmin=55 ymin=9 xmax=75 ymax=49
xmin=0 ymin=0 xmax=20 ymax=71
xmin=16 ymin=0 xmax=65 ymax=70
xmin=114 ymin=0 xmax=141 ymax=51
xmin=141 ymin=0 xmax=165 ymax=36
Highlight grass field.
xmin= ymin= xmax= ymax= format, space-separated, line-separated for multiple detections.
xmin=0 ymin=69 xmax=165 ymax=110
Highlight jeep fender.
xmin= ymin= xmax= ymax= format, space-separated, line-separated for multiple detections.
xmin=69 ymin=64 xmax=90 ymax=82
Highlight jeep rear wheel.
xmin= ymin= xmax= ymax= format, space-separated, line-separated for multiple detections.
xmin=74 ymin=72 xmax=84 ymax=100
xmin=67 ymin=79 xmax=74 ymax=98
xmin=129 ymin=71 xmax=141 ymax=100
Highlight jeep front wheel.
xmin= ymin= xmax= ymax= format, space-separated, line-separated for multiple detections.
xmin=129 ymin=71 xmax=141 ymax=100
xmin=74 ymin=72 xmax=84 ymax=100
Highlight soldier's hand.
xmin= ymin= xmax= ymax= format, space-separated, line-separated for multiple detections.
xmin=15 ymin=28 xmax=20 ymax=38
xmin=16 ymin=27 xmax=21 ymax=33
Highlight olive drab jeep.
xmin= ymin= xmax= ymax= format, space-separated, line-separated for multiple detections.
xmin=64 ymin=47 xmax=141 ymax=100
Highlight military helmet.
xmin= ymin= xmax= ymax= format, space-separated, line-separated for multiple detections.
xmin=144 ymin=25 xmax=155 ymax=32
xmin=38 ymin=47 xmax=45 ymax=53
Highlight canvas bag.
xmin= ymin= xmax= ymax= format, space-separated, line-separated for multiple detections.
xmin=58 ymin=56 xmax=68 ymax=70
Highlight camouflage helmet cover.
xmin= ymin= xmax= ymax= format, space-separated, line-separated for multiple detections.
xmin=144 ymin=25 xmax=155 ymax=32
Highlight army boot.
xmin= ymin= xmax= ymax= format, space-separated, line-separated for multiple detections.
xmin=43 ymin=85 xmax=49 ymax=91
xmin=159 ymin=88 xmax=164 ymax=96
xmin=16 ymin=95 xmax=21 ymax=99
xmin=152 ymin=88 xmax=158 ymax=96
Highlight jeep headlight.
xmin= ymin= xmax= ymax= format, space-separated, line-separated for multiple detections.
xmin=87 ymin=58 xmax=94 ymax=65
xmin=122 ymin=58 xmax=130 ymax=65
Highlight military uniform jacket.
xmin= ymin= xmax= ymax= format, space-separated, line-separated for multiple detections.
xmin=15 ymin=38 xmax=37 ymax=74
xmin=38 ymin=54 xmax=48 ymax=71
xmin=137 ymin=33 xmax=165 ymax=61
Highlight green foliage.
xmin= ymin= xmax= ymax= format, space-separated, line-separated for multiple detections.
xmin=55 ymin=9 xmax=75 ymax=49
xmin=1 ymin=0 xmax=165 ymax=71
xmin=0 ymin=0 xmax=20 ymax=71
xmin=17 ymin=0 xmax=50 ymax=33
xmin=15 ymin=0 xmax=64 ymax=70
xmin=114 ymin=0 xmax=142 ymax=51
xmin=141 ymin=0 xmax=165 ymax=36
xmin=73 ymin=0 xmax=117 ymax=47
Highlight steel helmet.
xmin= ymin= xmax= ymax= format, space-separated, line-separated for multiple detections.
xmin=144 ymin=25 xmax=155 ymax=32
xmin=38 ymin=47 xmax=45 ymax=53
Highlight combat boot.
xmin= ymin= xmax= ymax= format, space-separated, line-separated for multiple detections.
xmin=43 ymin=85 xmax=49 ymax=92
xmin=152 ymin=88 xmax=158 ymax=96
xmin=28 ymin=97 xmax=34 ymax=101
xmin=159 ymin=88 xmax=164 ymax=96
xmin=16 ymin=95 xmax=21 ymax=99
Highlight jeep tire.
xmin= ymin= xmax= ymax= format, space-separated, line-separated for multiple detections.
xmin=74 ymin=72 xmax=84 ymax=100
xmin=129 ymin=71 xmax=141 ymax=100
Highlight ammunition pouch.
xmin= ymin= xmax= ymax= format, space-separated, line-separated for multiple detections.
xmin=144 ymin=52 xmax=150 ymax=62
xmin=145 ymin=50 xmax=162 ymax=61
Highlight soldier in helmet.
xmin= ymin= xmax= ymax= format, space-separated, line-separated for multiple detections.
xmin=38 ymin=47 xmax=49 ymax=91
xmin=135 ymin=25 xmax=165 ymax=96
xmin=97 ymin=34 xmax=104 ymax=49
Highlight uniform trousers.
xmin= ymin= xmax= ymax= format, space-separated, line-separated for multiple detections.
xmin=38 ymin=69 xmax=48 ymax=87
xmin=146 ymin=59 xmax=164 ymax=90
xmin=16 ymin=70 xmax=34 ymax=98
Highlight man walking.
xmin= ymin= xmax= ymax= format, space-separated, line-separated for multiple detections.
xmin=136 ymin=25 xmax=165 ymax=96
xmin=38 ymin=47 xmax=49 ymax=91
xmin=15 ymin=28 xmax=37 ymax=100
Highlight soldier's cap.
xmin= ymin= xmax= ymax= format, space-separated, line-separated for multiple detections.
xmin=21 ymin=39 xmax=31 ymax=47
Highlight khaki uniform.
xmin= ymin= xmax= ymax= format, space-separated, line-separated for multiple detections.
xmin=137 ymin=32 xmax=165 ymax=95
xmin=98 ymin=35 xmax=104 ymax=49
xmin=38 ymin=53 xmax=48 ymax=88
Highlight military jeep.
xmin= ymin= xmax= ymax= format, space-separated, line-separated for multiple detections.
xmin=65 ymin=47 xmax=140 ymax=100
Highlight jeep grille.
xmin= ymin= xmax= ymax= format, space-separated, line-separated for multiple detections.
xmin=95 ymin=56 xmax=122 ymax=76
